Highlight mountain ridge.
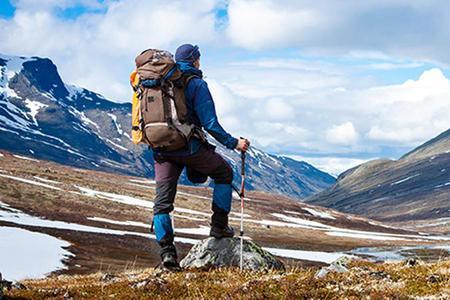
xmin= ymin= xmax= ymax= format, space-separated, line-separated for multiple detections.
xmin=401 ymin=128 xmax=450 ymax=161
xmin=306 ymin=128 xmax=450 ymax=222
xmin=0 ymin=53 xmax=335 ymax=199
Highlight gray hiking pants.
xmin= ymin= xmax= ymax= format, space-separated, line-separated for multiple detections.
xmin=153 ymin=144 xmax=234 ymax=247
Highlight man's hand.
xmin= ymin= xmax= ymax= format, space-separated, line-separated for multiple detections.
xmin=236 ymin=137 xmax=250 ymax=152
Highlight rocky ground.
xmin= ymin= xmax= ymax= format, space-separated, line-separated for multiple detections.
xmin=3 ymin=259 xmax=450 ymax=299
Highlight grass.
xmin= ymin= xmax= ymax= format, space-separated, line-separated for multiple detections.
xmin=4 ymin=259 xmax=450 ymax=299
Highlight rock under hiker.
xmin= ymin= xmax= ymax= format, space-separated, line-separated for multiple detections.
xmin=146 ymin=44 xmax=250 ymax=270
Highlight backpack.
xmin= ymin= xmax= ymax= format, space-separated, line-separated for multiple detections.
xmin=130 ymin=49 xmax=197 ymax=151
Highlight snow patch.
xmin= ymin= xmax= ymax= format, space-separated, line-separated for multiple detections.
xmin=0 ymin=102 xmax=31 ymax=127
xmin=13 ymin=154 xmax=39 ymax=162
xmin=326 ymin=231 xmax=406 ymax=241
xmin=126 ymin=182 xmax=157 ymax=190
xmin=99 ymin=159 xmax=129 ymax=169
xmin=435 ymin=182 xmax=450 ymax=188
xmin=123 ymin=131 xmax=132 ymax=140
xmin=175 ymin=225 xmax=210 ymax=236
xmin=173 ymin=214 xmax=206 ymax=221
xmin=0 ymin=201 xmax=198 ymax=248
xmin=390 ymin=174 xmax=421 ymax=186
xmin=174 ymin=207 xmax=210 ymax=217
xmin=177 ymin=191 xmax=211 ymax=200
xmin=272 ymin=213 xmax=331 ymax=229
xmin=88 ymin=217 xmax=149 ymax=229
xmin=415 ymin=217 xmax=450 ymax=228
xmin=76 ymin=186 xmax=154 ymax=209
xmin=24 ymin=99 xmax=48 ymax=125
xmin=230 ymin=211 xmax=252 ymax=218
xmin=0 ymin=226 xmax=72 ymax=281
xmin=108 ymin=113 xmax=123 ymax=135
xmin=104 ymin=138 xmax=128 ymax=151
xmin=264 ymin=247 xmax=351 ymax=264
xmin=0 ymin=106 xmax=87 ymax=160
xmin=65 ymin=84 xmax=83 ymax=100
xmin=129 ymin=178 xmax=156 ymax=185
xmin=76 ymin=186 xmax=210 ymax=219
xmin=301 ymin=208 xmax=336 ymax=220
xmin=0 ymin=84 xmax=19 ymax=98
xmin=33 ymin=176 xmax=60 ymax=185
xmin=0 ymin=174 xmax=61 ymax=190
xmin=68 ymin=107 xmax=100 ymax=130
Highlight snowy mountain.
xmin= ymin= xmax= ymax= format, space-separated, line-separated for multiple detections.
xmin=306 ymin=128 xmax=450 ymax=222
xmin=0 ymin=54 xmax=335 ymax=199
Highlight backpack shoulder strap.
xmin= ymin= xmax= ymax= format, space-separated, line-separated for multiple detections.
xmin=181 ymin=74 xmax=200 ymax=89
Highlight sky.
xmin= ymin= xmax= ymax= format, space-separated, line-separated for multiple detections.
xmin=1 ymin=0 xmax=450 ymax=176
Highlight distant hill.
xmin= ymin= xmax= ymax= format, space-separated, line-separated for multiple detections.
xmin=0 ymin=54 xmax=335 ymax=199
xmin=306 ymin=128 xmax=450 ymax=222
xmin=401 ymin=128 xmax=450 ymax=161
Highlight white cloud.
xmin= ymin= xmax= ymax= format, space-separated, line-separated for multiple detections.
xmin=206 ymin=58 xmax=450 ymax=157
xmin=360 ymin=62 xmax=424 ymax=71
xmin=264 ymin=98 xmax=295 ymax=121
xmin=287 ymin=155 xmax=373 ymax=177
xmin=326 ymin=122 xmax=359 ymax=146
xmin=1 ymin=0 xmax=450 ymax=165
xmin=214 ymin=59 xmax=348 ymax=99
xmin=362 ymin=68 xmax=450 ymax=144
xmin=226 ymin=0 xmax=322 ymax=50
xmin=0 ymin=0 xmax=218 ymax=101
xmin=225 ymin=0 xmax=450 ymax=66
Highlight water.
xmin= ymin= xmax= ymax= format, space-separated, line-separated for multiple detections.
xmin=349 ymin=244 xmax=450 ymax=262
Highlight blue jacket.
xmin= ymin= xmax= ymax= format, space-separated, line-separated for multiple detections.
xmin=155 ymin=65 xmax=238 ymax=156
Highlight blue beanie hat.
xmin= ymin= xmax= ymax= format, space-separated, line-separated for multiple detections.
xmin=175 ymin=44 xmax=200 ymax=62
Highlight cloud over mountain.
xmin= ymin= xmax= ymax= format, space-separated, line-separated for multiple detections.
xmin=2 ymin=0 xmax=450 ymax=174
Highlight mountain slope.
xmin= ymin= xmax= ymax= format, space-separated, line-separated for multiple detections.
xmin=0 ymin=53 xmax=335 ymax=198
xmin=401 ymin=128 xmax=450 ymax=161
xmin=306 ymin=129 xmax=450 ymax=222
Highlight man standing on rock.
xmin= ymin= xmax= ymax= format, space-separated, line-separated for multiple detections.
xmin=152 ymin=44 xmax=250 ymax=270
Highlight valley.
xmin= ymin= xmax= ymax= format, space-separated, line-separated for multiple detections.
xmin=1 ymin=153 xmax=449 ymax=281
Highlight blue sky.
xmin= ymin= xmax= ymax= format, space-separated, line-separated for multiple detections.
xmin=1 ymin=0 xmax=450 ymax=175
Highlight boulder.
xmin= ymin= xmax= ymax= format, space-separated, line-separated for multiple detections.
xmin=314 ymin=256 xmax=352 ymax=278
xmin=180 ymin=237 xmax=285 ymax=271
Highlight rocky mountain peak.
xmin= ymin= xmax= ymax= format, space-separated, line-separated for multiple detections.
xmin=21 ymin=58 xmax=69 ymax=99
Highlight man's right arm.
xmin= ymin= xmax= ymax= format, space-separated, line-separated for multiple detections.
xmin=191 ymin=80 xmax=238 ymax=150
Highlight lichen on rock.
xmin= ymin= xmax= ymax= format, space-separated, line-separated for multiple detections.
xmin=180 ymin=237 xmax=285 ymax=271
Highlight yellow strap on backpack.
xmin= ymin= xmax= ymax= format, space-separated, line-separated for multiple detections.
xmin=130 ymin=70 xmax=145 ymax=145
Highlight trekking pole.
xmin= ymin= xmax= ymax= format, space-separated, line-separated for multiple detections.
xmin=239 ymin=150 xmax=246 ymax=272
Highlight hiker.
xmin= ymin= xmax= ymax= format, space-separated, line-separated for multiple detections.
xmin=150 ymin=44 xmax=250 ymax=269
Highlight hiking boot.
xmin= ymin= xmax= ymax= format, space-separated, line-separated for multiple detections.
xmin=210 ymin=225 xmax=235 ymax=239
xmin=161 ymin=252 xmax=181 ymax=272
